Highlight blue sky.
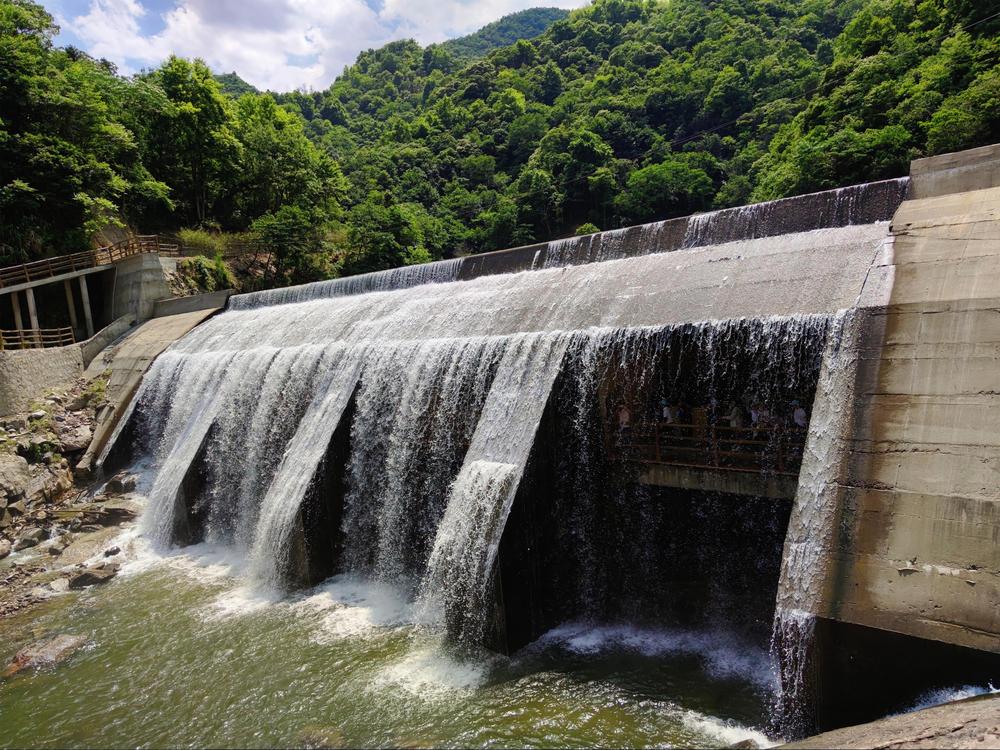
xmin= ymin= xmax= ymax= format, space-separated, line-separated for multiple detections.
xmin=42 ymin=0 xmax=587 ymax=91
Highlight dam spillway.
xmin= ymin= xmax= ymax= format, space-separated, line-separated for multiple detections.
xmin=103 ymin=145 xmax=1000 ymax=740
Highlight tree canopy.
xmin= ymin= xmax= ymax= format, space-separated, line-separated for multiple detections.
xmin=2 ymin=0 xmax=999 ymax=282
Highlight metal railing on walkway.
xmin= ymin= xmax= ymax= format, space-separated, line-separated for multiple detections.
xmin=0 ymin=327 xmax=76 ymax=350
xmin=620 ymin=421 xmax=807 ymax=477
xmin=0 ymin=235 xmax=180 ymax=290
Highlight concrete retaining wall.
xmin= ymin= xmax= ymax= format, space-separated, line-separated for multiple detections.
xmin=79 ymin=314 xmax=134 ymax=368
xmin=112 ymin=254 xmax=175 ymax=321
xmin=0 ymin=314 xmax=139 ymax=416
xmin=152 ymin=289 xmax=233 ymax=318
xmin=784 ymin=146 xmax=1000 ymax=656
xmin=0 ymin=346 xmax=84 ymax=416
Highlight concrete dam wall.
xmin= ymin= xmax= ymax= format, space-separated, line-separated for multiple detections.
xmin=108 ymin=144 xmax=1000 ymax=738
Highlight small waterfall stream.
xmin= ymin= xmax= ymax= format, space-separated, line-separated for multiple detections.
xmin=420 ymin=333 xmax=571 ymax=644
xmin=247 ymin=346 xmax=362 ymax=589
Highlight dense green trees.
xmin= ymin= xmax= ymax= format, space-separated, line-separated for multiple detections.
xmin=285 ymin=0 xmax=1000 ymax=267
xmin=0 ymin=3 xmax=342 ymax=278
xmin=2 ymin=0 xmax=1000 ymax=283
xmin=439 ymin=8 xmax=570 ymax=62
xmin=0 ymin=0 xmax=171 ymax=259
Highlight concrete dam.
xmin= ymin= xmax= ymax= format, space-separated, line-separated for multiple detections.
xmin=104 ymin=143 xmax=1000 ymax=737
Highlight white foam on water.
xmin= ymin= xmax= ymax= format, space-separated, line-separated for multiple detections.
xmin=289 ymin=575 xmax=414 ymax=642
xmin=531 ymin=622 xmax=777 ymax=690
xmin=203 ymin=584 xmax=283 ymax=621
xmin=373 ymin=645 xmax=492 ymax=698
xmin=117 ymin=534 xmax=249 ymax=584
xmin=676 ymin=709 xmax=778 ymax=748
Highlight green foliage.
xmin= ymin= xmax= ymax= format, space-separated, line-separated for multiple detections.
xmin=2 ymin=0 xmax=1000 ymax=282
xmin=79 ymin=371 xmax=109 ymax=407
xmin=251 ymin=205 xmax=334 ymax=285
xmin=175 ymin=253 xmax=236 ymax=293
xmin=0 ymin=0 xmax=171 ymax=262
xmin=575 ymin=222 xmax=600 ymax=235
xmin=440 ymin=8 xmax=570 ymax=62
xmin=0 ymin=9 xmax=343 ymax=266
xmin=280 ymin=0 xmax=1000 ymax=262
xmin=215 ymin=71 xmax=259 ymax=98
xmin=615 ymin=158 xmax=714 ymax=223
xmin=177 ymin=227 xmax=224 ymax=254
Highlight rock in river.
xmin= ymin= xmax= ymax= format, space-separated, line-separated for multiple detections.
xmin=13 ymin=527 xmax=44 ymax=551
xmin=68 ymin=565 xmax=118 ymax=589
xmin=58 ymin=425 xmax=92 ymax=453
xmin=105 ymin=474 xmax=136 ymax=495
xmin=3 ymin=634 xmax=87 ymax=678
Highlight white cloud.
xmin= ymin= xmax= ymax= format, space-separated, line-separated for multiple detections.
xmin=59 ymin=0 xmax=588 ymax=92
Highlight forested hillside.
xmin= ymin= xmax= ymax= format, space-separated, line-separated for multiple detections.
xmin=2 ymin=0 xmax=999 ymax=283
xmin=439 ymin=8 xmax=570 ymax=62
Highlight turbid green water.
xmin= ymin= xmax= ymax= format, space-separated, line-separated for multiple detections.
xmin=0 ymin=538 xmax=776 ymax=749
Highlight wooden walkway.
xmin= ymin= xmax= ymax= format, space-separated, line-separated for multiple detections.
xmin=0 ymin=235 xmax=180 ymax=290
xmin=0 ymin=327 xmax=75 ymax=350
xmin=621 ymin=421 xmax=807 ymax=477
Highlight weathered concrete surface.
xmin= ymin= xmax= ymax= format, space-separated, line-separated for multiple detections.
xmin=79 ymin=314 xmax=134 ymax=368
xmin=0 ymin=314 xmax=134 ymax=416
xmin=784 ymin=694 xmax=1000 ymax=749
xmin=780 ymin=150 xmax=1000 ymax=657
xmin=909 ymin=143 xmax=1000 ymax=200
xmin=111 ymin=253 xmax=175 ymax=321
xmin=640 ymin=463 xmax=798 ymax=500
xmin=0 ymin=346 xmax=84 ymax=416
xmin=152 ymin=289 xmax=233 ymax=318
xmin=77 ymin=307 xmax=222 ymax=473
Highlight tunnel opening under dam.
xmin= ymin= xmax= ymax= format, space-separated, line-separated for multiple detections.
xmin=487 ymin=318 xmax=830 ymax=657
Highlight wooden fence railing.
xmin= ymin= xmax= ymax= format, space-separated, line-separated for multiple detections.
xmin=620 ymin=421 xmax=807 ymax=477
xmin=0 ymin=327 xmax=75 ymax=350
xmin=0 ymin=235 xmax=181 ymax=289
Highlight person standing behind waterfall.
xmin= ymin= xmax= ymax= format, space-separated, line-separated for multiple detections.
xmin=791 ymin=400 xmax=808 ymax=429
xmin=617 ymin=402 xmax=632 ymax=444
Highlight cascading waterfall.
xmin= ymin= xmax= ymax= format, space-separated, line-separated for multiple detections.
xmin=230 ymin=257 xmax=463 ymax=310
xmin=771 ymin=310 xmax=863 ymax=736
xmin=530 ymin=177 xmax=907 ymax=270
xmin=247 ymin=346 xmax=362 ymax=589
xmin=338 ymin=336 xmax=505 ymax=584
xmin=108 ymin=185 xmax=904 ymax=743
xmin=490 ymin=315 xmax=835 ymax=645
xmin=682 ymin=178 xmax=909 ymax=249
xmin=419 ymin=332 xmax=571 ymax=644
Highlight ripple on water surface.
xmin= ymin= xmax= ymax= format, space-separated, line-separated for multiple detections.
xmin=0 ymin=545 xmax=778 ymax=748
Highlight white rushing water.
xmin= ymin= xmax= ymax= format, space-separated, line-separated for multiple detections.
xmin=114 ymin=213 xmax=893 ymax=669
xmin=419 ymin=333 xmax=571 ymax=643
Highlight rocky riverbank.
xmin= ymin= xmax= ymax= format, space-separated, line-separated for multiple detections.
xmin=783 ymin=693 xmax=1000 ymax=749
xmin=0 ymin=374 xmax=138 ymax=619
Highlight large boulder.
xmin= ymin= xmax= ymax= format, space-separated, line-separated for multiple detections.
xmin=0 ymin=454 xmax=30 ymax=500
xmin=13 ymin=527 xmax=44 ymax=551
xmin=57 ymin=425 xmax=92 ymax=454
xmin=2 ymin=634 xmax=87 ymax=678
xmin=104 ymin=474 xmax=136 ymax=495
xmin=68 ymin=565 xmax=118 ymax=589
xmin=0 ymin=539 xmax=10 ymax=559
